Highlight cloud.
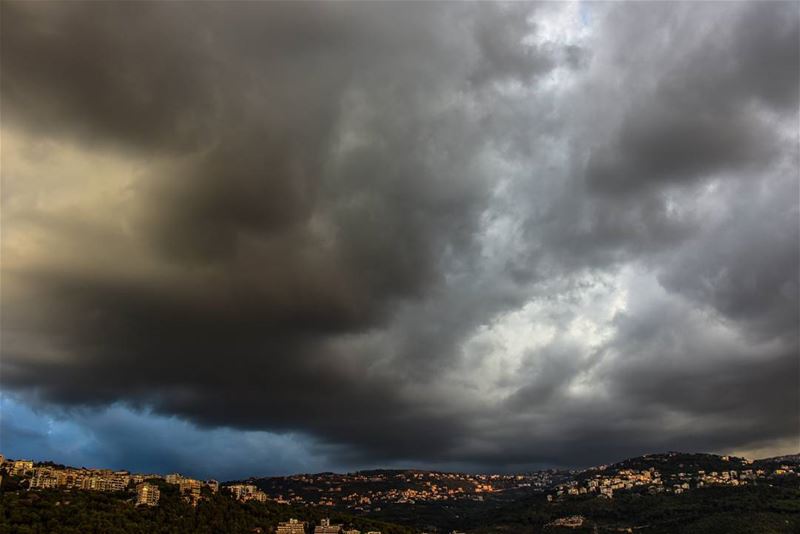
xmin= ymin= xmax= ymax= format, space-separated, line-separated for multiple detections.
xmin=583 ymin=2 xmax=797 ymax=196
xmin=1 ymin=1 xmax=797 ymax=473
xmin=0 ymin=396 xmax=331 ymax=479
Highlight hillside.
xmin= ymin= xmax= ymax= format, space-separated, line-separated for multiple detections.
xmin=0 ymin=478 xmax=413 ymax=534
xmin=2 ymin=451 xmax=798 ymax=533
xmin=462 ymin=452 xmax=800 ymax=533
xmin=241 ymin=468 xmax=566 ymax=531
xmin=464 ymin=484 xmax=800 ymax=533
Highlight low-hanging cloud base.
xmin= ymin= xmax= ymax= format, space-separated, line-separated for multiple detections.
xmin=1 ymin=1 xmax=798 ymax=476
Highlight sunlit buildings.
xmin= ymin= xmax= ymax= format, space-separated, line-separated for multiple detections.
xmin=136 ymin=483 xmax=160 ymax=506
xmin=11 ymin=460 xmax=33 ymax=476
xmin=315 ymin=518 xmax=343 ymax=534
xmin=228 ymin=483 xmax=267 ymax=503
xmin=277 ymin=518 xmax=307 ymax=534
xmin=29 ymin=468 xmax=59 ymax=489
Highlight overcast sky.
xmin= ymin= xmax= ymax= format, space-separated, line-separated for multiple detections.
xmin=1 ymin=1 xmax=798 ymax=480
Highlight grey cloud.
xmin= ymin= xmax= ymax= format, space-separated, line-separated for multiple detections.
xmin=503 ymin=353 xmax=581 ymax=408
xmin=1 ymin=0 xmax=797 ymax=471
xmin=658 ymin=174 xmax=799 ymax=342
xmin=584 ymin=2 xmax=797 ymax=195
xmin=586 ymin=108 xmax=775 ymax=194
xmin=469 ymin=3 xmax=555 ymax=87
xmin=1 ymin=0 xmax=546 ymax=465
xmin=522 ymin=1 xmax=797 ymax=274
xmin=1 ymin=1 xmax=219 ymax=152
xmin=602 ymin=297 xmax=799 ymax=454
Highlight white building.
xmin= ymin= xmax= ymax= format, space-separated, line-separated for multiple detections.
xmin=277 ymin=518 xmax=307 ymax=534
xmin=136 ymin=483 xmax=160 ymax=506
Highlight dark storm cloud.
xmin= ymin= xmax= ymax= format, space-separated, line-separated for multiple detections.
xmin=469 ymin=3 xmax=555 ymax=87
xmin=584 ymin=1 xmax=797 ymax=195
xmin=0 ymin=1 xmax=217 ymax=152
xmin=658 ymin=173 xmax=799 ymax=342
xmin=1 ymin=0 xmax=546 ymax=464
xmin=0 ymin=397 xmax=335 ymax=479
xmin=1 ymin=0 xmax=798 ymax=472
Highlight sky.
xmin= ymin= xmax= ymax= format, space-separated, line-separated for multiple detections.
xmin=1 ymin=1 xmax=798 ymax=481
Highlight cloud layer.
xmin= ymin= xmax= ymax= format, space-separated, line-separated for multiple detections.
xmin=2 ymin=1 xmax=798 ymax=472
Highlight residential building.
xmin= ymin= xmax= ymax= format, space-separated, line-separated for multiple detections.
xmin=277 ymin=518 xmax=307 ymax=534
xmin=136 ymin=483 xmax=160 ymax=506
xmin=315 ymin=518 xmax=343 ymax=534
xmin=179 ymin=478 xmax=203 ymax=506
xmin=29 ymin=469 xmax=58 ymax=489
xmin=228 ymin=483 xmax=267 ymax=503
xmin=11 ymin=460 xmax=33 ymax=476
xmin=165 ymin=473 xmax=183 ymax=485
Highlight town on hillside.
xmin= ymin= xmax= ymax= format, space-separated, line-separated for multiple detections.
xmin=1 ymin=450 xmax=798 ymax=533
xmin=548 ymin=452 xmax=798 ymax=501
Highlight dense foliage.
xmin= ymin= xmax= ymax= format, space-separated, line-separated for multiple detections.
xmin=4 ymin=481 xmax=799 ymax=533
xmin=0 ymin=480 xmax=413 ymax=534
xmin=2 ymin=453 xmax=800 ymax=533
xmin=465 ymin=484 xmax=800 ymax=533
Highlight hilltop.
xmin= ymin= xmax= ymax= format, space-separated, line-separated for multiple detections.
xmin=1 ymin=451 xmax=798 ymax=533
xmin=465 ymin=452 xmax=800 ymax=533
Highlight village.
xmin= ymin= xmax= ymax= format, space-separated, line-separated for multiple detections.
xmin=0 ymin=452 xmax=554 ymax=512
xmin=2 ymin=450 xmax=799 ymax=533
xmin=246 ymin=469 xmax=561 ymax=511
xmin=1 ymin=453 xmax=220 ymax=507
xmin=549 ymin=455 xmax=798 ymax=501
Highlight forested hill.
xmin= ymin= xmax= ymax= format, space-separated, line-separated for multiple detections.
xmin=0 ymin=478 xmax=413 ymax=534
xmin=460 ymin=452 xmax=800 ymax=534
xmin=464 ymin=484 xmax=800 ymax=533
